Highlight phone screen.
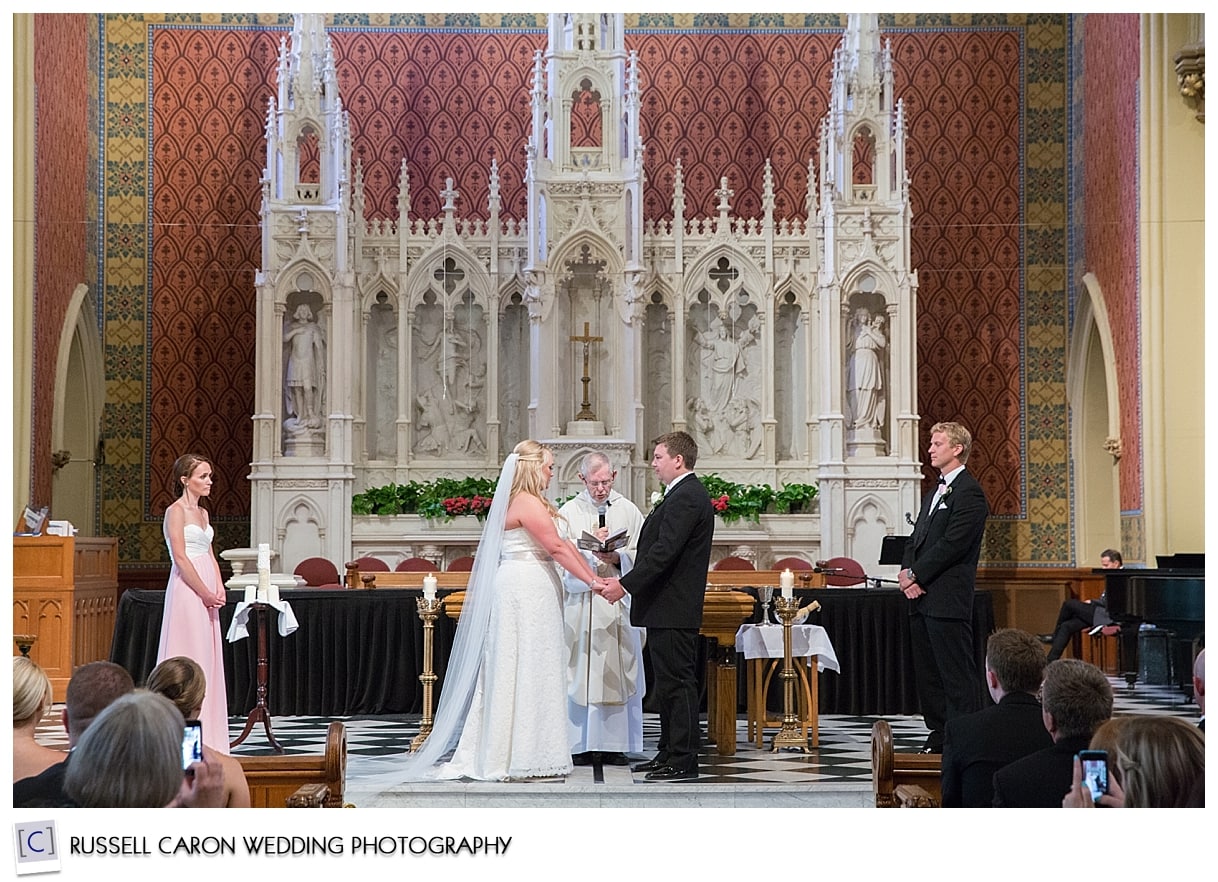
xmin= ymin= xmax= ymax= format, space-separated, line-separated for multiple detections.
xmin=1080 ymin=751 xmax=1108 ymax=802
xmin=182 ymin=721 xmax=204 ymax=770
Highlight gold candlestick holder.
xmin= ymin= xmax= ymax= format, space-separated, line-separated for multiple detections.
xmin=771 ymin=595 xmax=810 ymax=753
xmin=410 ymin=595 xmax=443 ymax=751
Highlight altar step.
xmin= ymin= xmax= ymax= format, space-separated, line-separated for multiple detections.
xmin=345 ymin=767 xmax=874 ymax=809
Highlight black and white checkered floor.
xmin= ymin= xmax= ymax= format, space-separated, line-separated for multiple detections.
xmin=35 ymin=676 xmax=1201 ymax=801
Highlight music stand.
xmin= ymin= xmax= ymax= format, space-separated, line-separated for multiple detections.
xmin=879 ymin=535 xmax=909 ymax=566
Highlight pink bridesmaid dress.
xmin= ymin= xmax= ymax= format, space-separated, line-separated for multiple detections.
xmin=157 ymin=521 xmax=230 ymax=754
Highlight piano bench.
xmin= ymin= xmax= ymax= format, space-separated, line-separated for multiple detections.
xmin=1088 ymin=628 xmax=1121 ymax=675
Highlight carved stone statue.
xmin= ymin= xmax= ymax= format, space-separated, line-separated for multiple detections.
xmin=283 ymin=303 xmax=326 ymax=431
xmin=846 ymin=307 xmax=886 ymax=431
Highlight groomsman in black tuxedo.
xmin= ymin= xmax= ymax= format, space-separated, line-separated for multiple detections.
xmin=597 ymin=431 xmax=714 ymax=781
xmin=899 ymin=421 xmax=989 ymax=753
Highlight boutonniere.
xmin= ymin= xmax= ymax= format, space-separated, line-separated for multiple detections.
xmin=942 ymin=485 xmax=953 ymax=499
xmin=650 ymin=490 xmax=664 ymax=509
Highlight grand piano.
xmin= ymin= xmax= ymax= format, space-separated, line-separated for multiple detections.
xmin=1102 ymin=554 xmax=1205 ymax=691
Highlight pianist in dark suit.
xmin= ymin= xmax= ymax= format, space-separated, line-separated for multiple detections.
xmin=992 ymin=658 xmax=1113 ymax=807
xmin=1044 ymin=549 xmax=1122 ymax=660
xmin=941 ymin=628 xmax=1053 ymax=807
xmin=900 ymin=421 xmax=989 ymax=753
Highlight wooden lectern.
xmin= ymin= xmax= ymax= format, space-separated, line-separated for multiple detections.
xmin=13 ymin=528 xmax=119 ymax=694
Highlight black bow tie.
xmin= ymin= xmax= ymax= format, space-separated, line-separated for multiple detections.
xmin=937 ymin=477 xmax=946 ymax=485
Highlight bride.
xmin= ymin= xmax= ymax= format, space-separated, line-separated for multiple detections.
xmin=397 ymin=440 xmax=600 ymax=781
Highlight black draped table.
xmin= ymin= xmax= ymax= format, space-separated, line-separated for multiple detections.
xmin=110 ymin=588 xmax=456 ymax=716
xmin=111 ymin=586 xmax=992 ymax=718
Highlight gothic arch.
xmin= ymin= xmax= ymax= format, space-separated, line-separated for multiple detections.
xmin=550 ymin=229 xmax=624 ymax=282
xmin=845 ymin=492 xmax=897 ymax=568
xmin=682 ymin=243 xmax=768 ymax=311
xmin=277 ymin=494 xmax=329 ymax=572
xmin=1067 ymin=272 xmax=1121 ymax=563
xmin=51 ymin=283 xmax=105 ymax=535
xmin=838 ymin=261 xmax=898 ymax=312
xmin=403 ymin=242 xmax=493 ymax=310
xmin=276 ymin=259 xmax=334 ymax=310
xmin=358 ymin=272 xmax=399 ymax=314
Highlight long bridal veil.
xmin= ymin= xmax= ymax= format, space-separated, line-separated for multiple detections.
xmin=350 ymin=453 xmax=518 ymax=790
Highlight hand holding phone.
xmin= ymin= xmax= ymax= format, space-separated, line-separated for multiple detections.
xmin=1078 ymin=749 xmax=1108 ymax=802
xmin=182 ymin=720 xmax=204 ymax=770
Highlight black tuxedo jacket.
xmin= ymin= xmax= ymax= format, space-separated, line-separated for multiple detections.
xmin=620 ymin=473 xmax=715 ymax=630
xmin=941 ymin=691 xmax=1053 ymax=807
xmin=991 ymin=733 xmax=1092 ymax=808
xmin=902 ymin=468 xmax=988 ymax=620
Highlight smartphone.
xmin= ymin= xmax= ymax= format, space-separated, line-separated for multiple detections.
xmin=1079 ymin=749 xmax=1108 ymax=802
xmin=182 ymin=720 xmax=204 ymax=770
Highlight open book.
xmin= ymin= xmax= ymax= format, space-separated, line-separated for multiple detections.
xmin=577 ymin=527 xmax=629 ymax=553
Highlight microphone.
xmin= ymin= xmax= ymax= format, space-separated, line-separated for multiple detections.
xmin=598 ymin=504 xmax=607 ymax=529
xmin=905 ymin=512 xmax=915 ymax=527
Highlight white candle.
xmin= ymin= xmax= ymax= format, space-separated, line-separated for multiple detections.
xmin=780 ymin=568 xmax=794 ymax=599
xmin=257 ymin=542 xmax=270 ymax=573
xmin=243 ymin=584 xmax=256 ymax=604
xmin=423 ymin=573 xmax=438 ymax=601
xmin=257 ymin=568 xmax=271 ymax=602
xmin=267 ymin=584 xmax=280 ymax=605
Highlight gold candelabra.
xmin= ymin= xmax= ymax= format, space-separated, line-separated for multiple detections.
xmin=410 ymin=595 xmax=443 ymax=751
xmin=770 ymin=595 xmax=810 ymax=753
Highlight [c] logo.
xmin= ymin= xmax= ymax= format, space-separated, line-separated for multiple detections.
xmin=13 ymin=820 xmax=61 ymax=875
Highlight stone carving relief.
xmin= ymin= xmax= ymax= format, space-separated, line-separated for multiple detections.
xmin=283 ymin=302 xmax=327 ymax=437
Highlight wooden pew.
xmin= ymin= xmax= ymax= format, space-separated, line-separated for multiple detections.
xmin=238 ymin=720 xmax=347 ymax=808
xmin=871 ymin=719 xmax=941 ymax=807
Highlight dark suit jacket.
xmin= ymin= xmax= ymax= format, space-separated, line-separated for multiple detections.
xmin=941 ymin=691 xmax=1053 ymax=807
xmin=13 ymin=756 xmax=74 ymax=808
xmin=620 ymin=472 xmax=715 ymax=629
xmin=991 ymin=733 xmax=1092 ymax=808
xmin=902 ymin=468 xmax=989 ymax=620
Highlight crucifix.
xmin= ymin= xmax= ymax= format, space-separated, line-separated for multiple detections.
xmin=570 ymin=321 xmax=603 ymax=421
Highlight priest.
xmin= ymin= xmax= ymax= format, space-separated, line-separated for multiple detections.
xmin=558 ymin=451 xmax=647 ymax=765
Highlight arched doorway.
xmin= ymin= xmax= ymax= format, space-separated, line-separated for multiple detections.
xmin=51 ymin=284 xmax=106 ymax=536
xmin=1068 ymin=274 xmax=1120 ymax=565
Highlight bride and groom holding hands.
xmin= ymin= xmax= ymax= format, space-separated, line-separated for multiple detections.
xmin=388 ymin=431 xmax=714 ymax=784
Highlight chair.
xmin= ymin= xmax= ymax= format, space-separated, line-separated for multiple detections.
xmin=771 ymin=556 xmax=814 ymax=571
xmin=713 ymin=555 xmax=756 ymax=571
xmin=816 ymin=556 xmax=866 ymax=587
xmin=293 ymin=557 xmax=343 ymax=588
xmin=352 ymin=556 xmax=390 ymax=572
xmin=394 ymin=556 xmax=435 ymax=572
xmin=447 ymin=555 xmax=475 ymax=572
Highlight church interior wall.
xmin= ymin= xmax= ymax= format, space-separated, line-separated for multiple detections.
xmin=20 ymin=12 xmax=1198 ymax=575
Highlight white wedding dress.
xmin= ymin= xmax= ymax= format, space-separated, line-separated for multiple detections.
xmin=435 ymin=527 xmax=573 ymax=780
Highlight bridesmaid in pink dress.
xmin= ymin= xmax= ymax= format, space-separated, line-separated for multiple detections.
xmin=157 ymin=453 xmax=229 ymax=754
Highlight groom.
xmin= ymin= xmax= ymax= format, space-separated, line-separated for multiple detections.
xmin=597 ymin=431 xmax=714 ymax=781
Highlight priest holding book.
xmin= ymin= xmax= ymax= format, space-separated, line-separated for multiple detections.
xmin=558 ymin=451 xmax=647 ymax=765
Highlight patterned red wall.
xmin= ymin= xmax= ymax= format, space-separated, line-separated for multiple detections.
xmin=31 ymin=14 xmax=92 ymax=508
xmin=146 ymin=23 xmax=1024 ymax=518
xmin=1083 ymin=14 xmax=1140 ymax=512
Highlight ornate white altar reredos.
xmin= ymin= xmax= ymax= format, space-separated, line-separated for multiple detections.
xmin=250 ymin=13 xmax=925 ymax=573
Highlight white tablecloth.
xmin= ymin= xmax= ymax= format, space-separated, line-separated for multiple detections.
xmin=225 ymin=600 xmax=299 ymax=642
xmin=734 ymin=623 xmax=841 ymax=673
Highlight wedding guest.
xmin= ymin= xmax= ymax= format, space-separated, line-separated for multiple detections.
xmin=12 ymin=657 xmax=64 ymax=782
xmin=992 ymin=658 xmax=1113 ymax=807
xmin=63 ymin=690 xmax=225 ymax=808
xmin=13 ymin=661 xmax=135 ymax=807
xmin=157 ymin=452 xmax=230 ymax=754
xmin=147 ymin=656 xmax=251 ymax=807
xmin=1062 ymin=715 xmax=1204 ymax=808
xmin=1042 ymin=549 xmax=1122 ymax=660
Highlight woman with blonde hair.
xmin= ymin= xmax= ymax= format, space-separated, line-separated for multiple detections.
xmin=12 ymin=657 xmax=64 ymax=782
xmin=385 ymin=439 xmax=599 ymax=782
xmin=1064 ymin=715 xmax=1204 ymax=808
xmin=146 ymin=656 xmax=251 ymax=807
